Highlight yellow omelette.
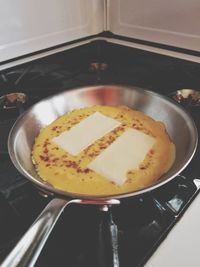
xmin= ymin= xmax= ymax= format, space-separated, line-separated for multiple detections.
xmin=32 ymin=105 xmax=175 ymax=196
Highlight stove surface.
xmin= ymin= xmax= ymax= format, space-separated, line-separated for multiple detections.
xmin=0 ymin=40 xmax=200 ymax=267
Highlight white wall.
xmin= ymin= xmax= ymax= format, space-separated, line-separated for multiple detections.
xmin=109 ymin=0 xmax=200 ymax=51
xmin=0 ymin=0 xmax=104 ymax=62
xmin=0 ymin=0 xmax=199 ymax=62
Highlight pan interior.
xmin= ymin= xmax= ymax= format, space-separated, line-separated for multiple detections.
xmin=8 ymin=85 xmax=198 ymax=199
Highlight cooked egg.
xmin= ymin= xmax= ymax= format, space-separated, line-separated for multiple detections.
xmin=32 ymin=105 xmax=175 ymax=196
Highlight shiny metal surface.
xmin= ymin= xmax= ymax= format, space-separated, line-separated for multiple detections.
xmin=8 ymin=84 xmax=198 ymax=199
xmin=1 ymin=197 xmax=120 ymax=267
xmin=169 ymin=89 xmax=200 ymax=107
xmin=1 ymin=198 xmax=69 ymax=267
xmin=0 ymin=92 xmax=27 ymax=109
xmin=5 ymin=85 xmax=198 ymax=266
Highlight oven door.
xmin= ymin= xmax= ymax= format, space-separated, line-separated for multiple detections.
xmin=108 ymin=0 xmax=200 ymax=52
xmin=0 ymin=0 xmax=104 ymax=62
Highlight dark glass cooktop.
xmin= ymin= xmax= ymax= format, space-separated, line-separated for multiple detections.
xmin=0 ymin=40 xmax=200 ymax=267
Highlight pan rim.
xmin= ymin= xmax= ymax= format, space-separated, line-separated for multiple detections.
xmin=7 ymin=84 xmax=198 ymax=200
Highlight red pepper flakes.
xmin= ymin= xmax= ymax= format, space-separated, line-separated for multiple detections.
xmin=63 ymin=160 xmax=78 ymax=169
xmin=107 ymin=139 xmax=114 ymax=145
xmin=150 ymin=149 xmax=154 ymax=155
xmin=140 ymin=166 xmax=146 ymax=170
xmin=112 ymin=129 xmax=118 ymax=134
xmin=140 ymin=162 xmax=150 ymax=170
xmin=52 ymin=158 xmax=59 ymax=162
xmin=39 ymin=155 xmax=49 ymax=162
xmin=99 ymin=144 xmax=107 ymax=149
xmin=118 ymin=127 xmax=124 ymax=131
xmin=71 ymin=162 xmax=78 ymax=168
xmin=43 ymin=140 xmax=50 ymax=147
xmin=88 ymin=153 xmax=96 ymax=157
xmin=52 ymin=126 xmax=59 ymax=131
xmin=43 ymin=147 xmax=48 ymax=154
xmin=77 ymin=168 xmax=81 ymax=173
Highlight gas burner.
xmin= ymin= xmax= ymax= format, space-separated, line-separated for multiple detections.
xmin=89 ymin=62 xmax=109 ymax=72
xmin=0 ymin=93 xmax=27 ymax=110
xmin=0 ymin=92 xmax=36 ymax=155
xmin=88 ymin=62 xmax=109 ymax=82
xmin=0 ymin=41 xmax=200 ymax=267
xmin=169 ymin=89 xmax=200 ymax=108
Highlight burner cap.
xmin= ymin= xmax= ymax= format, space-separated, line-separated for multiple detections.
xmin=89 ymin=62 xmax=108 ymax=72
xmin=169 ymin=89 xmax=200 ymax=107
xmin=0 ymin=92 xmax=27 ymax=109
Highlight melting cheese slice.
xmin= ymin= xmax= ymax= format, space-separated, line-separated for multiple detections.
xmin=52 ymin=112 xmax=121 ymax=156
xmin=88 ymin=128 xmax=155 ymax=185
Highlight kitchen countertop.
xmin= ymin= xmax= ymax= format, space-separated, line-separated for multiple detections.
xmin=145 ymin=190 xmax=200 ymax=267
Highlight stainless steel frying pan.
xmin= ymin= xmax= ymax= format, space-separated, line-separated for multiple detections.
xmin=2 ymin=85 xmax=198 ymax=267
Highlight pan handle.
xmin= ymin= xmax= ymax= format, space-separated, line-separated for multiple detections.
xmin=1 ymin=197 xmax=120 ymax=267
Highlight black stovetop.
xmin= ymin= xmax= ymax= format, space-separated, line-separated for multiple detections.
xmin=0 ymin=40 xmax=200 ymax=267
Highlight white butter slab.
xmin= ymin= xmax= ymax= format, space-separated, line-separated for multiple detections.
xmin=52 ymin=112 xmax=121 ymax=156
xmin=88 ymin=128 xmax=155 ymax=185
